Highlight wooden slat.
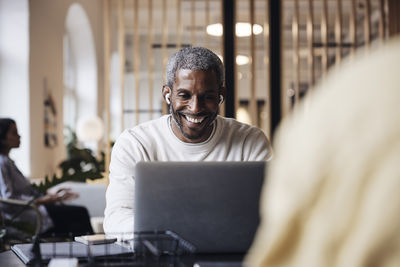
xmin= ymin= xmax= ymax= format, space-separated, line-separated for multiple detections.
xmin=219 ymin=0 xmax=225 ymax=117
xmin=364 ymin=0 xmax=371 ymax=47
xmin=161 ymin=0 xmax=167 ymax=84
xmin=307 ymin=0 xmax=315 ymax=87
xmin=148 ymin=0 xmax=154 ymax=120
xmin=191 ymin=0 xmax=196 ymax=45
xmin=378 ymin=0 xmax=386 ymax=41
xmin=161 ymin=0 xmax=168 ymax=115
xmin=335 ymin=0 xmax=342 ymax=64
xmin=205 ymin=0 xmax=210 ymax=48
xmin=103 ymin=0 xmax=111 ymax=181
xmin=292 ymin=0 xmax=300 ymax=103
xmin=118 ymin=0 xmax=125 ymax=130
xmin=321 ymin=0 xmax=329 ymax=74
xmin=233 ymin=0 xmax=239 ymax=119
xmin=384 ymin=0 xmax=389 ymax=37
xmin=133 ymin=0 xmax=140 ymax=125
xmin=349 ymin=0 xmax=357 ymax=56
xmin=250 ymin=0 xmax=257 ymax=125
xmin=177 ymin=0 xmax=182 ymax=50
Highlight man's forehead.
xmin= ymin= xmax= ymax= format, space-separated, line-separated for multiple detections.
xmin=173 ymin=69 xmax=219 ymax=91
xmin=175 ymin=68 xmax=217 ymax=78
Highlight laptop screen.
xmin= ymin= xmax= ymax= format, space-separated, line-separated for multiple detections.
xmin=134 ymin=161 xmax=266 ymax=253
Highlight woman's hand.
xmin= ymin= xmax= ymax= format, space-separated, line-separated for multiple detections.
xmin=35 ymin=188 xmax=79 ymax=205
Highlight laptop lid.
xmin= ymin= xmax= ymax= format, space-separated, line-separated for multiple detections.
xmin=134 ymin=161 xmax=266 ymax=254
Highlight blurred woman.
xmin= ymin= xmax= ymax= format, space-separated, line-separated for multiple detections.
xmin=0 ymin=118 xmax=93 ymax=237
xmin=246 ymin=38 xmax=400 ymax=266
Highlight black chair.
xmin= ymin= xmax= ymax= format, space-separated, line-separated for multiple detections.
xmin=0 ymin=197 xmax=42 ymax=251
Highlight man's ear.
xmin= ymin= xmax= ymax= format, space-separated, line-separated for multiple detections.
xmin=219 ymin=86 xmax=227 ymax=102
xmin=162 ymin=85 xmax=172 ymax=105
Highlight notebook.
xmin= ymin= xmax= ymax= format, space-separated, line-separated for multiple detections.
xmin=134 ymin=161 xmax=266 ymax=254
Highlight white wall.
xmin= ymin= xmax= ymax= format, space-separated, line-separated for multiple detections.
xmin=28 ymin=0 xmax=103 ymax=179
xmin=0 ymin=0 xmax=31 ymax=175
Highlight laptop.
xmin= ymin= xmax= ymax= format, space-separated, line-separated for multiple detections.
xmin=134 ymin=161 xmax=266 ymax=254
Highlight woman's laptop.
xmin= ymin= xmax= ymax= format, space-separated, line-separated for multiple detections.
xmin=134 ymin=161 xmax=266 ymax=253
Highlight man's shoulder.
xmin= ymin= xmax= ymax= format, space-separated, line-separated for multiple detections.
xmin=114 ymin=115 xmax=169 ymax=147
xmin=218 ymin=116 xmax=264 ymax=134
xmin=123 ymin=115 xmax=168 ymax=136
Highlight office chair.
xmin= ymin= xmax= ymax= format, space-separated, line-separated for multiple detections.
xmin=0 ymin=197 xmax=42 ymax=251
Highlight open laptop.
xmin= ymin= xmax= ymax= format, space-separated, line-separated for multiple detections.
xmin=134 ymin=161 xmax=266 ymax=254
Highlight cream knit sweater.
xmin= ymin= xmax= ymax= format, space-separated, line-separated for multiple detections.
xmin=246 ymin=38 xmax=400 ymax=267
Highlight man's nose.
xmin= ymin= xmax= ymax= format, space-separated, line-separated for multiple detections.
xmin=188 ymin=96 xmax=201 ymax=113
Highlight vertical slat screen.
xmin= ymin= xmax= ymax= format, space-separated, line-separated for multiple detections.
xmin=148 ymin=0 xmax=154 ymax=120
xmin=364 ymin=0 xmax=371 ymax=47
xmin=205 ymin=0 xmax=210 ymax=48
xmin=103 ymin=0 xmax=111 ymax=180
xmin=249 ymin=0 xmax=257 ymax=124
xmin=378 ymin=0 xmax=386 ymax=41
xmin=321 ymin=0 xmax=329 ymax=74
xmin=307 ymin=0 xmax=315 ymax=87
xmin=234 ymin=0 xmax=239 ymax=120
xmin=133 ymin=0 xmax=140 ymax=125
xmin=349 ymin=0 xmax=357 ymax=56
xmin=177 ymin=0 xmax=182 ymax=50
xmin=118 ymin=0 xmax=125 ymax=130
xmin=292 ymin=0 xmax=300 ymax=103
xmin=335 ymin=0 xmax=342 ymax=64
xmin=102 ymin=0 xmax=393 ymax=175
xmin=161 ymin=0 xmax=168 ymax=115
xmin=191 ymin=0 xmax=196 ymax=45
xmin=161 ymin=0 xmax=167 ymax=84
xmin=219 ymin=0 xmax=225 ymax=117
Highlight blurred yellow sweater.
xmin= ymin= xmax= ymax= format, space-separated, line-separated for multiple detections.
xmin=246 ymin=38 xmax=400 ymax=267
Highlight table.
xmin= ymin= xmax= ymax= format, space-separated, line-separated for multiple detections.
xmin=0 ymin=249 xmax=244 ymax=266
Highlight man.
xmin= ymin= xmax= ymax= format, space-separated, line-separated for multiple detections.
xmin=104 ymin=47 xmax=272 ymax=235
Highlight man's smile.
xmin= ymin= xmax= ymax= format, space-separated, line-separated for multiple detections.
xmin=184 ymin=115 xmax=205 ymax=124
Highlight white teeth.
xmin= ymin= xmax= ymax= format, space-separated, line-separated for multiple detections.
xmin=185 ymin=115 xmax=205 ymax=123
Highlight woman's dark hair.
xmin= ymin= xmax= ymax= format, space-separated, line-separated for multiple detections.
xmin=0 ymin=118 xmax=15 ymax=149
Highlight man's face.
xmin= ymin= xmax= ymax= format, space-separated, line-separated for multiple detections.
xmin=167 ymin=69 xmax=222 ymax=143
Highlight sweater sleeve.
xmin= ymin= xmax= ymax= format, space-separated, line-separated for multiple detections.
xmin=103 ymin=130 xmax=145 ymax=236
xmin=243 ymin=127 xmax=273 ymax=161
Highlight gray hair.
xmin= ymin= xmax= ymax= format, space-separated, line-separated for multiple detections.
xmin=165 ymin=46 xmax=225 ymax=89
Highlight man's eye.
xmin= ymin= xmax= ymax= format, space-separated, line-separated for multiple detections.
xmin=178 ymin=94 xmax=190 ymax=99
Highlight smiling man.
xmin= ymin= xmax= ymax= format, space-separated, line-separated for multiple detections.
xmin=104 ymin=47 xmax=273 ymax=235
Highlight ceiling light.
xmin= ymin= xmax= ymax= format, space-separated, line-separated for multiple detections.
xmin=207 ymin=23 xmax=223 ymax=37
xmin=236 ymin=55 xmax=249 ymax=65
xmin=235 ymin=22 xmax=263 ymax=37
xmin=206 ymin=23 xmax=263 ymax=37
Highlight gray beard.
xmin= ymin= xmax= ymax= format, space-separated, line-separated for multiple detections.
xmin=169 ymin=104 xmax=218 ymax=141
